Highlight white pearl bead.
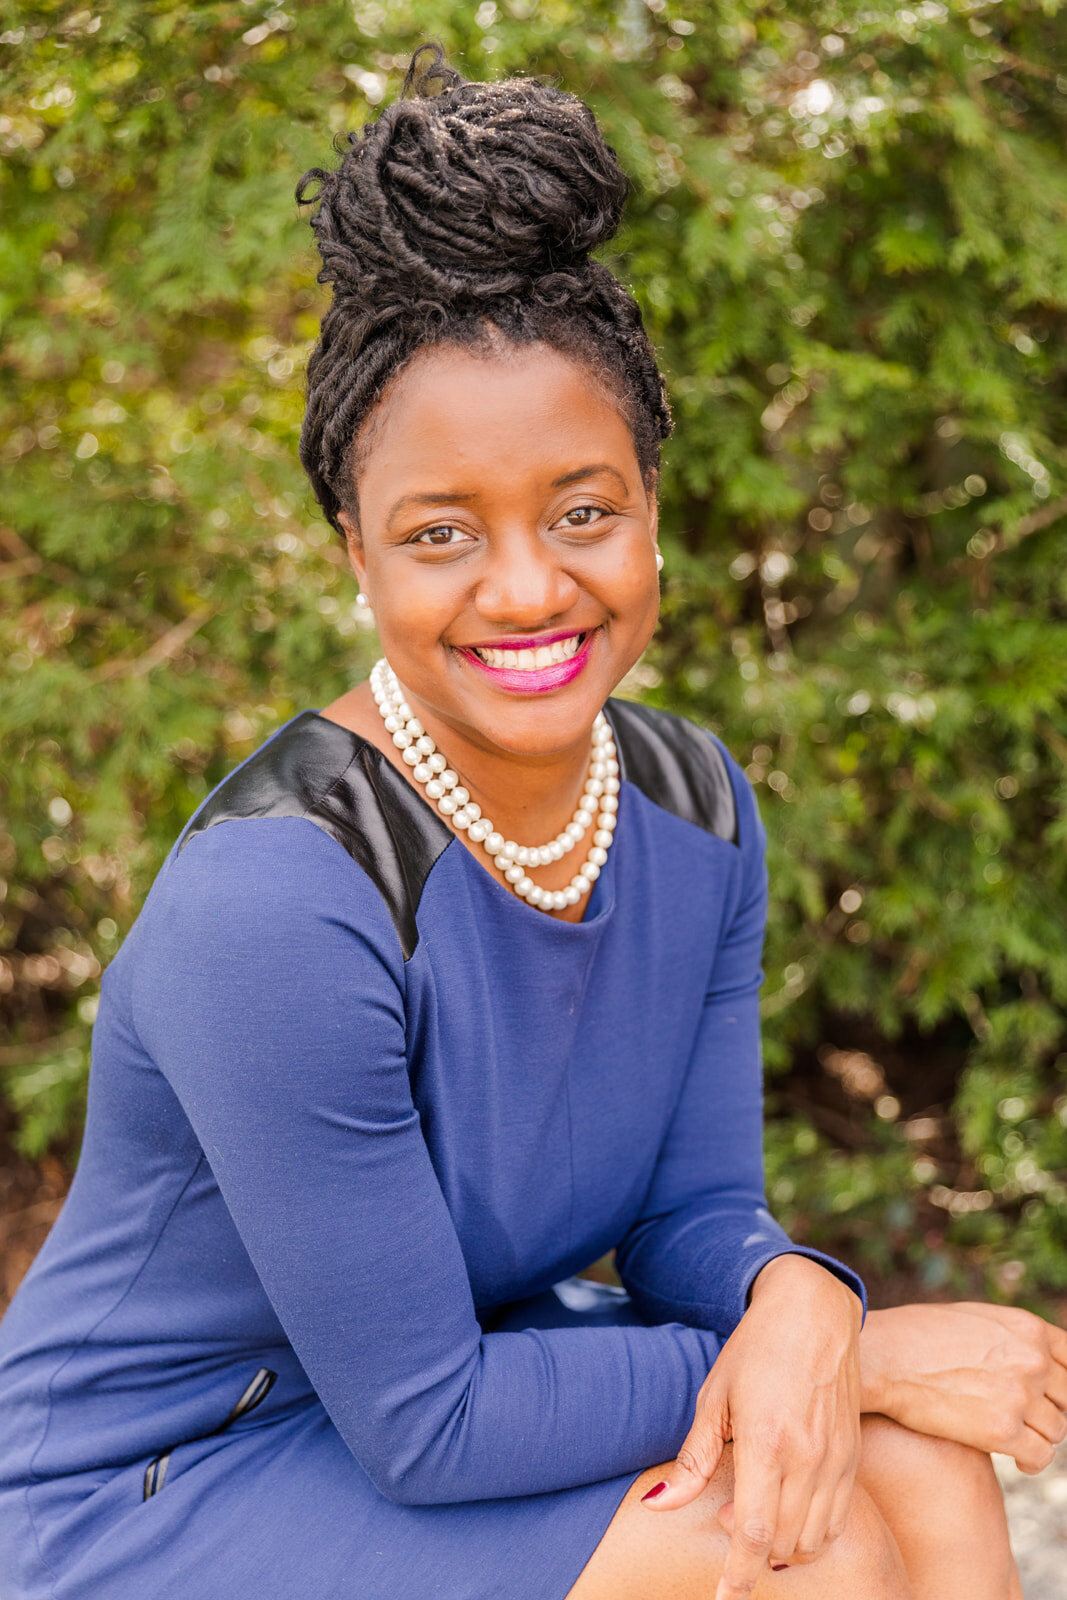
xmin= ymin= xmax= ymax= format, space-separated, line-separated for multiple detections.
xmin=371 ymin=660 xmax=621 ymax=916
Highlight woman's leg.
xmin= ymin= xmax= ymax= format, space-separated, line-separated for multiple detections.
xmin=566 ymin=1444 xmax=911 ymax=1600
xmin=857 ymin=1414 xmax=1022 ymax=1600
xmin=568 ymin=1410 xmax=1024 ymax=1600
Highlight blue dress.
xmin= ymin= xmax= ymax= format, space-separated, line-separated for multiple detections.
xmin=0 ymin=700 xmax=864 ymax=1600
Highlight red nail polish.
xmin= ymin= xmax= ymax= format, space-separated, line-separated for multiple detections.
xmin=771 ymin=1565 xmax=789 ymax=1573
xmin=641 ymin=1481 xmax=668 ymax=1502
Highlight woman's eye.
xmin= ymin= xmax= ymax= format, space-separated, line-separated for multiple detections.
xmin=561 ymin=505 xmax=609 ymax=528
xmin=411 ymin=525 xmax=472 ymax=547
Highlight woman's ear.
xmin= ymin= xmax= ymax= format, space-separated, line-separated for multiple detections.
xmin=645 ymin=475 xmax=660 ymax=545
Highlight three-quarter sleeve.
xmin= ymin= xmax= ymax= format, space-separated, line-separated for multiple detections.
xmin=613 ymin=746 xmax=867 ymax=1338
xmin=132 ymin=818 xmax=721 ymax=1506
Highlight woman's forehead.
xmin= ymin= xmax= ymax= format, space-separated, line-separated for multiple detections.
xmin=356 ymin=342 xmax=638 ymax=503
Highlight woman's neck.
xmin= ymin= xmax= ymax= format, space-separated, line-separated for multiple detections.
xmin=319 ymin=679 xmax=603 ymax=923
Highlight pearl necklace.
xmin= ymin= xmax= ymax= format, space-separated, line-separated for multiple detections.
xmin=370 ymin=658 xmax=619 ymax=913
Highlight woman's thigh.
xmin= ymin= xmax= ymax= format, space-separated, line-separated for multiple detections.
xmin=566 ymin=1437 xmax=910 ymax=1600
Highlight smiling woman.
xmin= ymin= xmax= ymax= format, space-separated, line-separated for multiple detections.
xmin=0 ymin=40 xmax=1063 ymax=1600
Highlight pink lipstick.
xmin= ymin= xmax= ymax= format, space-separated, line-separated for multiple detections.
xmin=456 ymin=629 xmax=596 ymax=694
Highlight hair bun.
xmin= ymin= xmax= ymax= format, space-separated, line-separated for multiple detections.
xmin=298 ymin=46 xmax=630 ymax=314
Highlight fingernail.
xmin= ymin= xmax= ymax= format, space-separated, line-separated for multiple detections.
xmin=641 ymin=1481 xmax=668 ymax=1502
xmin=771 ymin=1564 xmax=789 ymax=1573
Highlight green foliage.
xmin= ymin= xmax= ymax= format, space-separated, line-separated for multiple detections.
xmin=2 ymin=0 xmax=1065 ymax=1300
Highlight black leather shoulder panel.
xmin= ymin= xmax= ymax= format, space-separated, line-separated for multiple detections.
xmin=603 ymin=698 xmax=738 ymax=845
xmin=178 ymin=713 xmax=454 ymax=960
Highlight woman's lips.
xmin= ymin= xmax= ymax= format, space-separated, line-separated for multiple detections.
xmin=456 ymin=630 xmax=596 ymax=694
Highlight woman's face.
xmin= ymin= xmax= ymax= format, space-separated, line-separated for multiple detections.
xmin=339 ymin=341 xmax=661 ymax=762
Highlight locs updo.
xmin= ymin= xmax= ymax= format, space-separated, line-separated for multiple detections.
xmin=296 ymin=43 xmax=672 ymax=536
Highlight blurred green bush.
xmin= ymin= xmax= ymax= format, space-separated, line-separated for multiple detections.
xmin=1 ymin=0 xmax=1065 ymax=1301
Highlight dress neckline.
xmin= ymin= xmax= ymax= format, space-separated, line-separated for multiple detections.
xmin=307 ymin=709 xmax=617 ymax=932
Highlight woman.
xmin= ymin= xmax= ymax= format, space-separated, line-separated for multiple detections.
xmin=1 ymin=46 xmax=1064 ymax=1600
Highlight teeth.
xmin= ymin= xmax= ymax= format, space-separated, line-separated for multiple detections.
xmin=473 ymin=633 xmax=584 ymax=670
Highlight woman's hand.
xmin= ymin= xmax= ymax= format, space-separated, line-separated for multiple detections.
xmin=860 ymin=1301 xmax=1067 ymax=1472
xmin=642 ymin=1253 xmax=863 ymax=1600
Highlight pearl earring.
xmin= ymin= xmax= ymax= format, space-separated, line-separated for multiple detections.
xmin=355 ymin=592 xmax=371 ymax=610
xmin=654 ymin=550 xmax=664 ymax=572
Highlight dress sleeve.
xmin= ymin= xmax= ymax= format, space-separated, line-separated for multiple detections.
xmin=132 ymin=818 xmax=722 ymax=1506
xmin=613 ymin=745 xmax=867 ymax=1338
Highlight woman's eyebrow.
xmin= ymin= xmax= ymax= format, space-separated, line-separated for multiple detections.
xmin=385 ymin=489 xmax=477 ymax=529
xmin=551 ymin=463 xmax=629 ymax=492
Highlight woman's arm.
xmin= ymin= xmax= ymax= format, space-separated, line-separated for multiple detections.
xmin=613 ymin=750 xmax=868 ymax=1597
xmin=614 ymin=749 xmax=866 ymax=1336
xmin=132 ymin=817 xmax=723 ymax=1506
xmin=860 ymin=1301 xmax=1067 ymax=1471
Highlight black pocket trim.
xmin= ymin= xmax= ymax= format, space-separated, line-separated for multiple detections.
xmin=143 ymin=1367 xmax=277 ymax=1501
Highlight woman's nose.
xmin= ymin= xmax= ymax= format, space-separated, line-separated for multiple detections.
xmin=472 ymin=533 xmax=579 ymax=628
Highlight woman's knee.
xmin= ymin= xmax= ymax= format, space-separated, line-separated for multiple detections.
xmin=858 ymin=1414 xmax=1014 ymax=1582
xmin=568 ymin=1450 xmax=910 ymax=1600
xmin=859 ymin=1413 xmax=1008 ymax=1531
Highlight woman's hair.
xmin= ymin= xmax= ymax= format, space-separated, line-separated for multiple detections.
xmin=295 ymin=43 xmax=672 ymax=535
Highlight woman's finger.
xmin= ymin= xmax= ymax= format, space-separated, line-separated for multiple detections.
xmin=1011 ymin=1424 xmax=1058 ymax=1476
xmin=1044 ymin=1319 xmax=1067 ymax=1373
xmin=1045 ymin=1370 xmax=1067 ymax=1412
xmin=826 ymin=1467 xmax=857 ymax=1546
xmin=641 ymin=1395 xmax=729 ymax=1511
xmin=1026 ymin=1395 xmax=1067 ymax=1448
xmin=714 ymin=1450 xmax=782 ymax=1600
xmin=767 ymin=1457 xmax=830 ymax=1565
xmin=785 ymin=1452 xmax=858 ymax=1568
